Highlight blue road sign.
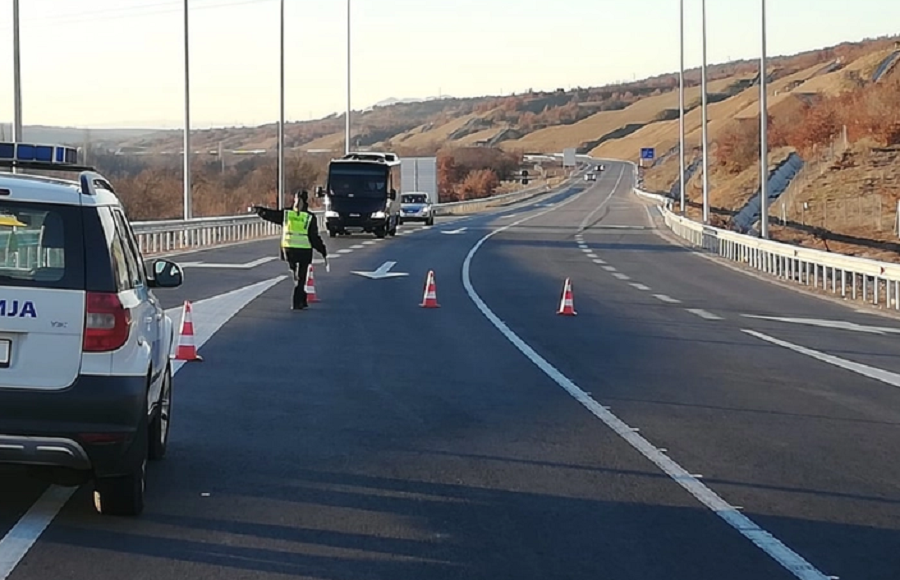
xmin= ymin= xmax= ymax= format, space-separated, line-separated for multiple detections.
xmin=640 ymin=147 xmax=655 ymax=160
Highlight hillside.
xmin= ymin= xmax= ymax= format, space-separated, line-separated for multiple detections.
xmin=7 ymin=34 xmax=899 ymax=265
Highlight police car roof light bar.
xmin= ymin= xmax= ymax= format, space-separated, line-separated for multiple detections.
xmin=0 ymin=141 xmax=95 ymax=172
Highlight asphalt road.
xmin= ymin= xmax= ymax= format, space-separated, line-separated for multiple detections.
xmin=2 ymin=164 xmax=900 ymax=579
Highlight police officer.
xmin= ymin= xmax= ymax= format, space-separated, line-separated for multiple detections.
xmin=253 ymin=190 xmax=328 ymax=310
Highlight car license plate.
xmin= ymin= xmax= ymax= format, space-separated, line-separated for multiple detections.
xmin=350 ymin=213 xmax=360 ymax=217
xmin=0 ymin=339 xmax=11 ymax=366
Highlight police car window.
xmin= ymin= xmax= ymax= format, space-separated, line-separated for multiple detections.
xmin=97 ymin=207 xmax=133 ymax=291
xmin=111 ymin=209 xmax=145 ymax=287
xmin=0 ymin=207 xmax=65 ymax=283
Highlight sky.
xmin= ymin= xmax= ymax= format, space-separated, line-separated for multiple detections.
xmin=1 ymin=0 xmax=899 ymax=129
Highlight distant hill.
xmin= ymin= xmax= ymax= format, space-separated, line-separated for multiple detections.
xmin=0 ymin=123 xmax=165 ymax=146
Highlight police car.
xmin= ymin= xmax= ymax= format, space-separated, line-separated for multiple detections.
xmin=0 ymin=142 xmax=184 ymax=516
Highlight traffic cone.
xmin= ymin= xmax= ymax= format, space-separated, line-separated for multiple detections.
xmin=304 ymin=264 xmax=319 ymax=303
xmin=557 ymin=278 xmax=576 ymax=316
xmin=173 ymin=301 xmax=203 ymax=361
xmin=420 ymin=270 xmax=440 ymax=308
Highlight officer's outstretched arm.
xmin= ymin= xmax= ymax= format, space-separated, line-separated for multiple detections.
xmin=254 ymin=206 xmax=285 ymax=225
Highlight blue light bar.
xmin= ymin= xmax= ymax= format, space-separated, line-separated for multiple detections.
xmin=0 ymin=142 xmax=80 ymax=167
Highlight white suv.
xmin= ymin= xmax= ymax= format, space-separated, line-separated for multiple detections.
xmin=0 ymin=142 xmax=184 ymax=516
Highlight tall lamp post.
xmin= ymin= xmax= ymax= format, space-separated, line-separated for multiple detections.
xmin=278 ymin=0 xmax=286 ymax=208
xmin=345 ymin=0 xmax=351 ymax=154
xmin=12 ymin=0 xmax=22 ymax=174
xmin=182 ymin=0 xmax=193 ymax=220
xmin=759 ymin=0 xmax=770 ymax=238
xmin=700 ymin=0 xmax=710 ymax=223
xmin=678 ymin=0 xmax=686 ymax=214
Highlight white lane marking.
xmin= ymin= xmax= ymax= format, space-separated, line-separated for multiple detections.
xmin=0 ymin=275 xmax=288 ymax=580
xmin=586 ymin=253 xmax=598 ymax=259
xmin=744 ymin=329 xmax=900 ymax=389
xmin=687 ymin=308 xmax=723 ymax=320
xmin=578 ymin=166 xmax=625 ymax=233
xmin=351 ymin=244 xmax=366 ymax=249
xmin=741 ymin=315 xmax=900 ymax=335
xmin=338 ymin=249 xmax=354 ymax=254
xmin=613 ymin=273 xmax=631 ymax=281
xmin=578 ymin=244 xmax=589 ymax=249
xmin=653 ymin=294 xmax=681 ymax=303
xmin=179 ymin=256 xmax=277 ymax=269
xmin=363 ymin=241 xmax=376 ymax=245
xmin=602 ymin=266 xmax=617 ymax=272
xmin=592 ymin=258 xmax=607 ymax=265
xmin=581 ymin=248 xmax=592 ymax=254
xmin=630 ymin=283 xmax=651 ymax=291
xmin=461 ymin=168 xmax=832 ymax=580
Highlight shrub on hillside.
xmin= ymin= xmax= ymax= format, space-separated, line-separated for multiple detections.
xmin=715 ymin=119 xmax=760 ymax=174
xmin=455 ymin=169 xmax=500 ymax=200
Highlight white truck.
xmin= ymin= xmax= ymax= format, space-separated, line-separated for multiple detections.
xmin=399 ymin=156 xmax=438 ymax=226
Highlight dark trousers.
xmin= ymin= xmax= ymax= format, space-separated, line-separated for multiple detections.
xmin=283 ymin=247 xmax=313 ymax=309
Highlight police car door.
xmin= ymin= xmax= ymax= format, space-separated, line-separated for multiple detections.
xmin=108 ymin=208 xmax=163 ymax=400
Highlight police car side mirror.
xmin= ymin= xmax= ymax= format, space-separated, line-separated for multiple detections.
xmin=148 ymin=258 xmax=183 ymax=288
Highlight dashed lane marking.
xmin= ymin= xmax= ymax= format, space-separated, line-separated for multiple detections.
xmin=686 ymin=308 xmax=723 ymax=320
xmin=653 ymin=294 xmax=681 ymax=304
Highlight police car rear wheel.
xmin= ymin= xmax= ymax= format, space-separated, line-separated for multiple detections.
xmin=92 ymin=456 xmax=146 ymax=517
xmin=148 ymin=363 xmax=172 ymax=461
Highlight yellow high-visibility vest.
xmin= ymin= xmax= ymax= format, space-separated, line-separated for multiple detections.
xmin=281 ymin=210 xmax=312 ymax=249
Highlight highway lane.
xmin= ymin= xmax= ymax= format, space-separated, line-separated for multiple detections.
xmin=0 ymin=180 xmax=583 ymax=578
xmin=6 ymin=162 xmax=898 ymax=578
xmin=1 ymin=170 xmax=802 ymax=580
xmin=470 ymin=161 xmax=900 ymax=579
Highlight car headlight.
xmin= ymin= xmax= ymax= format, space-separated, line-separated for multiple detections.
xmin=325 ymin=210 xmax=339 ymax=218
xmin=371 ymin=211 xmax=386 ymax=219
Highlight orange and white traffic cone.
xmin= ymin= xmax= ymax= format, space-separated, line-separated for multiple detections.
xmin=420 ymin=270 xmax=440 ymax=308
xmin=557 ymin=278 xmax=576 ymax=316
xmin=173 ymin=300 xmax=203 ymax=361
xmin=304 ymin=264 xmax=319 ymax=303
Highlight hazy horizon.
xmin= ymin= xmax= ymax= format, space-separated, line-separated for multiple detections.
xmin=2 ymin=0 xmax=899 ymax=130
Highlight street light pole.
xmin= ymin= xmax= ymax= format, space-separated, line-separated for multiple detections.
xmin=345 ymin=0 xmax=351 ymax=155
xmin=700 ymin=0 xmax=710 ymax=223
xmin=278 ymin=0 xmax=286 ymax=209
xmin=759 ymin=0 xmax=770 ymax=238
xmin=12 ymin=0 xmax=22 ymax=174
xmin=183 ymin=0 xmax=192 ymax=220
xmin=678 ymin=0 xmax=686 ymax=214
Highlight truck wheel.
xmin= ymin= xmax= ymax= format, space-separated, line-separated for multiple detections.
xmin=328 ymin=229 xmax=336 ymax=238
xmin=374 ymin=227 xmax=387 ymax=239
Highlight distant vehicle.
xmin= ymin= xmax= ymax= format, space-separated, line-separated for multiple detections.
xmin=0 ymin=142 xmax=184 ymax=517
xmin=316 ymin=152 xmax=401 ymax=239
xmin=597 ymin=164 xmax=606 ymax=171
xmin=584 ymin=172 xmax=597 ymax=181
xmin=400 ymin=192 xmax=435 ymax=226
xmin=400 ymin=157 xmax=438 ymax=225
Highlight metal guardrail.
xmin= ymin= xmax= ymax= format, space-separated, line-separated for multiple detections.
xmin=622 ymin=161 xmax=900 ymax=311
xmin=129 ymin=171 xmax=586 ymax=256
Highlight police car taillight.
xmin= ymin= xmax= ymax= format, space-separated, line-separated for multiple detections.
xmin=83 ymin=292 xmax=132 ymax=352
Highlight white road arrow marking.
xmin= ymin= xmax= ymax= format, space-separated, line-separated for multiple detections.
xmin=442 ymin=227 xmax=468 ymax=235
xmin=179 ymin=256 xmax=277 ymax=269
xmin=351 ymin=261 xmax=409 ymax=280
xmin=741 ymin=314 xmax=900 ymax=335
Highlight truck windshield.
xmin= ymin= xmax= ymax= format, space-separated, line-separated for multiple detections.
xmin=328 ymin=164 xmax=388 ymax=198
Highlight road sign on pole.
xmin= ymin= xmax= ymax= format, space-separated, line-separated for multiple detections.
xmin=640 ymin=147 xmax=655 ymax=168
